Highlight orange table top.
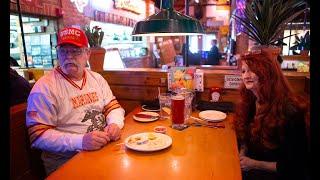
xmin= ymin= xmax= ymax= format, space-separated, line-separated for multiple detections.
xmin=47 ymin=107 xmax=241 ymax=180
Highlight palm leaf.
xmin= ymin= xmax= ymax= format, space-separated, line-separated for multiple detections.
xmin=232 ymin=0 xmax=307 ymax=46
xmin=290 ymin=31 xmax=310 ymax=50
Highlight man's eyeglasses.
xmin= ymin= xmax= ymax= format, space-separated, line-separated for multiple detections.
xmin=57 ymin=47 xmax=87 ymax=56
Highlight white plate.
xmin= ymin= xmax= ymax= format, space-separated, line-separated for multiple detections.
xmin=125 ymin=132 xmax=172 ymax=152
xmin=141 ymin=105 xmax=160 ymax=112
xmin=198 ymin=110 xmax=227 ymax=122
xmin=133 ymin=111 xmax=159 ymax=122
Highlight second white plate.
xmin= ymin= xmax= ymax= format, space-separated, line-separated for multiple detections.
xmin=133 ymin=111 xmax=159 ymax=122
xmin=125 ymin=132 xmax=172 ymax=152
xmin=198 ymin=110 xmax=227 ymax=122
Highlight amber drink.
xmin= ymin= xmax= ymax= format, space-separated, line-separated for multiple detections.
xmin=171 ymin=95 xmax=185 ymax=128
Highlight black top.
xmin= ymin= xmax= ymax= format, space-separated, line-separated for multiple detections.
xmin=245 ymin=102 xmax=310 ymax=180
xmin=10 ymin=68 xmax=32 ymax=106
xmin=207 ymin=45 xmax=221 ymax=65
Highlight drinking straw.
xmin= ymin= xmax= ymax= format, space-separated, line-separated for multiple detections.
xmin=158 ymin=87 xmax=161 ymax=96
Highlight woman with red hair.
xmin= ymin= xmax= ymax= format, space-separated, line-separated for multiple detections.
xmin=234 ymin=52 xmax=309 ymax=180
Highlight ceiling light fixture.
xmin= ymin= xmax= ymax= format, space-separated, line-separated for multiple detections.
xmin=132 ymin=0 xmax=204 ymax=36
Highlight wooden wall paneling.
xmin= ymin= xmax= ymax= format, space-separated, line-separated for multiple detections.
xmin=204 ymin=73 xmax=228 ymax=88
xmin=10 ymin=103 xmax=30 ymax=180
xmin=202 ymin=71 xmax=241 ymax=102
xmin=102 ymin=70 xmax=169 ymax=113
xmin=118 ymin=100 xmax=141 ymax=115
xmin=101 ymin=71 xmax=167 ymax=86
xmin=199 ymin=88 xmax=240 ymax=103
xmin=110 ymin=85 xmax=167 ymax=101
xmin=100 ymin=69 xmax=309 ymax=113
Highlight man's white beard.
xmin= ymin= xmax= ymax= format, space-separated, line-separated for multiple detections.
xmin=61 ymin=60 xmax=81 ymax=74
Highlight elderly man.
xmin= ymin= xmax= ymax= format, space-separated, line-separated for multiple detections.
xmin=26 ymin=27 xmax=125 ymax=175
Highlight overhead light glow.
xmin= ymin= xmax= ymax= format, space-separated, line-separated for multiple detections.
xmin=132 ymin=0 xmax=204 ymax=36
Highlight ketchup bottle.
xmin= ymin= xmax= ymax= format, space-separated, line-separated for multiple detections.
xmin=210 ymin=87 xmax=221 ymax=102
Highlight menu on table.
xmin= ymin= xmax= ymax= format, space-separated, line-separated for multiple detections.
xmin=168 ymin=67 xmax=196 ymax=91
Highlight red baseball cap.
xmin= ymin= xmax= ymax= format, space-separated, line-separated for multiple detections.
xmin=57 ymin=27 xmax=89 ymax=48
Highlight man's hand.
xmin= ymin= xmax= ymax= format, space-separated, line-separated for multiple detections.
xmin=104 ymin=123 xmax=121 ymax=141
xmin=82 ymin=130 xmax=110 ymax=151
xmin=240 ymin=155 xmax=258 ymax=171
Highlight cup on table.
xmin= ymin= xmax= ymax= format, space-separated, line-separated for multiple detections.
xmin=173 ymin=89 xmax=195 ymax=121
xmin=181 ymin=91 xmax=194 ymax=120
xmin=158 ymin=93 xmax=171 ymax=120
xmin=171 ymin=94 xmax=185 ymax=129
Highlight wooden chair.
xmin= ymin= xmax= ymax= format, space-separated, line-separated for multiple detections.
xmin=10 ymin=103 xmax=46 ymax=180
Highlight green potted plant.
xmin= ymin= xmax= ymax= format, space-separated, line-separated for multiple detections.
xmin=232 ymin=0 xmax=307 ymax=60
xmin=290 ymin=31 xmax=310 ymax=56
xmin=85 ymin=26 xmax=104 ymax=47
xmin=84 ymin=26 xmax=106 ymax=72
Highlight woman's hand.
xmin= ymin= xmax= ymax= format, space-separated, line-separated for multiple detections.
xmin=240 ymin=155 xmax=258 ymax=171
xmin=104 ymin=123 xmax=121 ymax=141
xmin=239 ymin=144 xmax=248 ymax=156
xmin=240 ymin=155 xmax=277 ymax=172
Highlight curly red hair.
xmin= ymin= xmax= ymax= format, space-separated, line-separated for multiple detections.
xmin=234 ymin=52 xmax=303 ymax=150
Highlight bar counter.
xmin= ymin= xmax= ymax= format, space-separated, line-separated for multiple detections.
xmin=22 ymin=67 xmax=309 ymax=114
xmin=47 ymin=107 xmax=241 ymax=180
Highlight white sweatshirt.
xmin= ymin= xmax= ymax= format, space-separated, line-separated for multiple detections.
xmin=26 ymin=67 xmax=125 ymax=154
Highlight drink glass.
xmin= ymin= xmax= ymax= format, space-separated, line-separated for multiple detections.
xmin=159 ymin=93 xmax=171 ymax=119
xmin=173 ymin=89 xmax=194 ymax=121
xmin=171 ymin=94 xmax=185 ymax=129
xmin=183 ymin=91 xmax=194 ymax=120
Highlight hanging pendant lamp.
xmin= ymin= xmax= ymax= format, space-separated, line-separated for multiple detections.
xmin=132 ymin=0 xmax=204 ymax=36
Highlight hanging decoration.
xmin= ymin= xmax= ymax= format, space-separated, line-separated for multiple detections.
xmin=70 ymin=0 xmax=89 ymax=13
xmin=235 ymin=0 xmax=246 ymax=34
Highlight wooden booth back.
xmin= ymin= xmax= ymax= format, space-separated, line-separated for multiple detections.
xmin=10 ymin=103 xmax=45 ymax=180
